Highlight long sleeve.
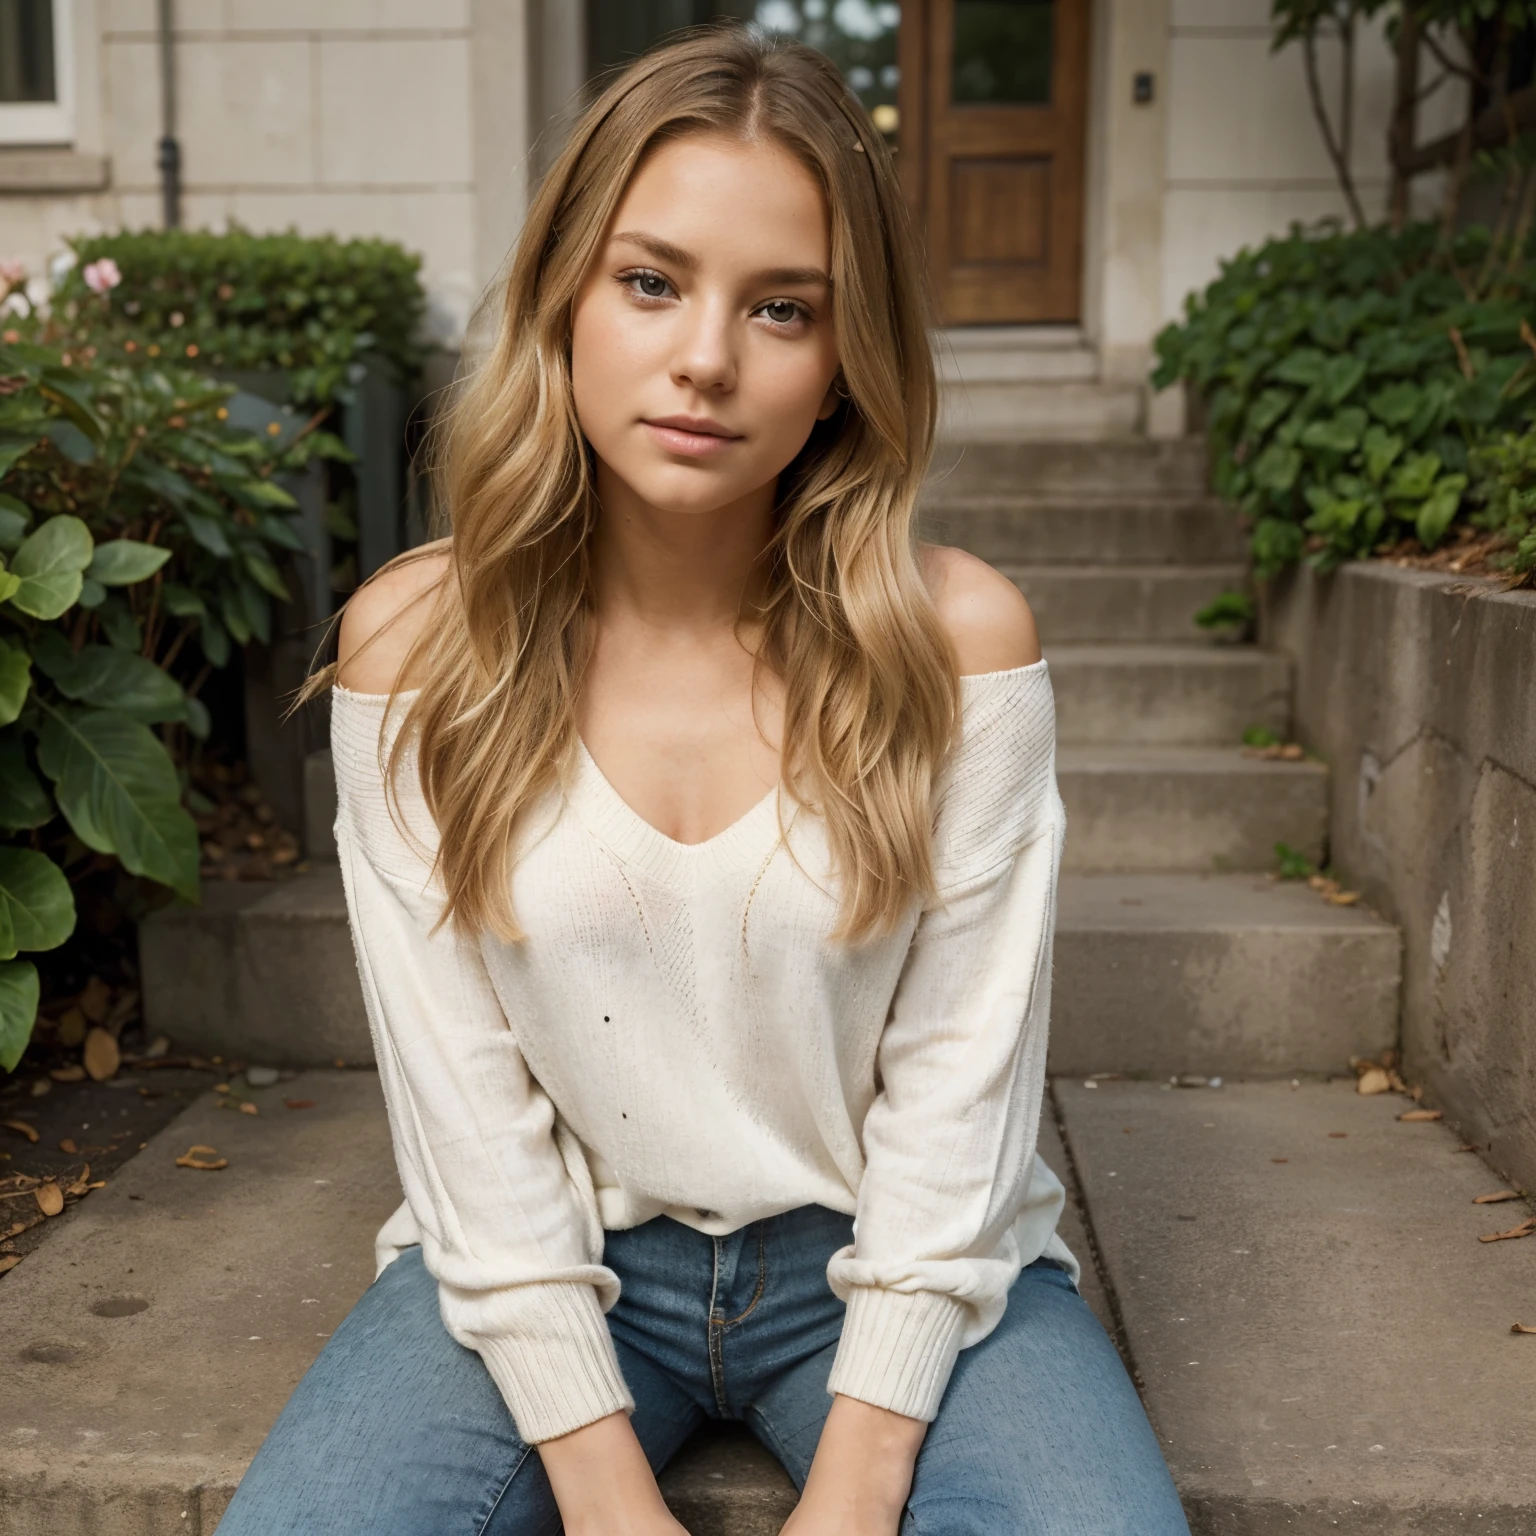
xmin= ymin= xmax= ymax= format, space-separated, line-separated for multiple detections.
xmin=825 ymin=661 xmax=1066 ymax=1421
xmin=330 ymin=688 xmax=635 ymax=1445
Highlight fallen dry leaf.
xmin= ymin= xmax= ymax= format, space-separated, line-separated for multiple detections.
xmin=34 ymin=1182 xmax=63 ymax=1217
xmin=55 ymin=1006 xmax=87 ymax=1047
xmin=1478 ymin=1216 xmax=1536 ymax=1244
xmin=1513 ymin=1322 xmax=1536 ymax=1336
xmin=1325 ymin=890 xmax=1361 ymax=906
xmin=1357 ymin=1067 xmax=1391 ymax=1095
xmin=1398 ymin=1108 xmax=1443 ymax=1122
xmin=58 ymin=1138 xmax=78 ymax=1154
xmin=1474 ymin=1191 xmax=1525 ymax=1205
xmin=83 ymin=1027 xmax=120 ymax=1082
xmin=284 ymin=1099 xmax=316 ymax=1110
xmin=48 ymin=1063 xmax=85 ymax=1082
xmin=78 ymin=975 xmax=111 ymax=1024
xmin=1388 ymin=1070 xmax=1409 ymax=1094
xmin=237 ymin=1101 xmax=258 ymax=1116
xmin=1328 ymin=1132 xmax=1349 ymax=1139
xmin=3 ymin=1119 xmax=38 ymax=1144
xmin=0 ymin=1254 xmax=20 ymax=1276
xmin=175 ymin=1144 xmax=228 ymax=1171
xmin=1271 ymin=1157 xmax=1289 ymax=1164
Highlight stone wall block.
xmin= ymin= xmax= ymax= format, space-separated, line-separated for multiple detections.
xmin=317 ymin=38 xmax=473 ymax=187
xmin=1262 ymin=562 xmax=1536 ymax=1189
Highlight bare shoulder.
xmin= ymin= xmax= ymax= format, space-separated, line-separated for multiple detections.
xmin=336 ymin=540 xmax=453 ymax=692
xmin=921 ymin=544 xmax=1042 ymax=676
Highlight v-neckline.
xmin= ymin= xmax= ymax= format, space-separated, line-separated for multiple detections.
xmin=568 ymin=736 xmax=785 ymax=882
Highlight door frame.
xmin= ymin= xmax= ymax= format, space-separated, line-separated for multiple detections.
xmin=897 ymin=0 xmax=1096 ymax=329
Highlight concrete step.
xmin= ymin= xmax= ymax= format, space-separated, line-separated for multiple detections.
xmin=920 ymin=496 xmax=1246 ymax=566
xmin=936 ymin=324 xmax=1099 ymax=385
xmin=1050 ymin=873 xmax=1400 ymax=1078
xmin=0 ymin=1070 xmax=797 ymax=1536
xmin=938 ymin=380 xmax=1143 ymax=441
xmin=1002 ymin=564 xmax=1246 ymax=642
xmin=1047 ymin=644 xmax=1292 ymax=747
xmin=142 ymin=868 xmax=1401 ymax=1080
xmin=1058 ymin=747 xmax=1327 ymax=873
xmin=140 ymin=869 xmax=368 ymax=1069
xmin=0 ymin=1069 xmax=399 ymax=1534
xmin=1054 ymin=1079 xmax=1536 ymax=1531
xmin=926 ymin=437 xmax=1210 ymax=499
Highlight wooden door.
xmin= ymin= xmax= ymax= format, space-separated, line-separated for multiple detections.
xmin=900 ymin=0 xmax=1090 ymax=324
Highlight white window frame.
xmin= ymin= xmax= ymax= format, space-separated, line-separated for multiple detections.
xmin=0 ymin=0 xmax=75 ymax=146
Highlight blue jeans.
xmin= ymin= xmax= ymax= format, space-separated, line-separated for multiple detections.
xmin=217 ymin=1204 xmax=1189 ymax=1534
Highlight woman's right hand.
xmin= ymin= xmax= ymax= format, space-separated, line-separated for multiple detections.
xmin=538 ymin=1410 xmax=693 ymax=1536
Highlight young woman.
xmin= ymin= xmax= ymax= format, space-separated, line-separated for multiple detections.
xmin=217 ymin=27 xmax=1190 ymax=1536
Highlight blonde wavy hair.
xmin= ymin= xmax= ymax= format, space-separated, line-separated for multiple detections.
xmin=312 ymin=24 xmax=960 ymax=941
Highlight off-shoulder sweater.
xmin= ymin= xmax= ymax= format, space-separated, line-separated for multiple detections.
xmin=330 ymin=660 xmax=1075 ymax=1446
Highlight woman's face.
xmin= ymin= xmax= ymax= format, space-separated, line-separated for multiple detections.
xmin=570 ymin=131 xmax=842 ymax=519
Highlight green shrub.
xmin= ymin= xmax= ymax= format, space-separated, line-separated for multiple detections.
xmin=1467 ymin=428 xmax=1536 ymax=574
xmin=50 ymin=227 xmax=427 ymax=405
xmin=0 ymin=335 xmax=341 ymax=1070
xmin=1153 ymin=220 xmax=1536 ymax=576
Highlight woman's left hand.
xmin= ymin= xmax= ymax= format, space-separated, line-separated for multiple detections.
xmin=780 ymin=1394 xmax=927 ymax=1536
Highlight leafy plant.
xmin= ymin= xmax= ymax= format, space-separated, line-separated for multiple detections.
xmin=1466 ymin=425 xmax=1536 ymax=570
xmin=48 ymin=227 xmax=426 ymax=406
xmin=1195 ymin=590 xmax=1256 ymax=630
xmin=1154 ymin=219 xmax=1536 ymax=575
xmin=0 ymin=335 xmax=339 ymax=1070
xmin=1274 ymin=841 xmax=1320 ymax=880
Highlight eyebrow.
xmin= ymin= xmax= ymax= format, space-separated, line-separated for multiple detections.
xmin=610 ymin=230 xmax=831 ymax=289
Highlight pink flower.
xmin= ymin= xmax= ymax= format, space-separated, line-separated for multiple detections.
xmin=82 ymin=257 xmax=122 ymax=295
xmin=0 ymin=259 xmax=24 ymax=293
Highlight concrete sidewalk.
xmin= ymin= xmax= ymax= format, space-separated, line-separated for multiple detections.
xmin=1055 ymin=1078 xmax=1536 ymax=1533
xmin=0 ymin=1071 xmax=397 ymax=1536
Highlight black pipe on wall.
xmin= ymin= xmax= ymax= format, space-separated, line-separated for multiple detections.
xmin=156 ymin=0 xmax=181 ymax=228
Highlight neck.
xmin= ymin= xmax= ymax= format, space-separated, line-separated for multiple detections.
xmin=588 ymin=459 xmax=776 ymax=634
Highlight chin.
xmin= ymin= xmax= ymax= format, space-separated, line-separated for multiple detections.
xmin=615 ymin=459 xmax=764 ymax=518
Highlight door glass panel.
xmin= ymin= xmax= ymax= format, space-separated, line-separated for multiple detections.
xmin=587 ymin=1 xmax=901 ymax=142
xmin=0 ymin=0 xmax=56 ymax=103
xmin=952 ymin=0 xmax=1053 ymax=106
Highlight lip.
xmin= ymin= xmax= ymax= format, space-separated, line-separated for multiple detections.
xmin=642 ymin=415 xmax=744 ymax=458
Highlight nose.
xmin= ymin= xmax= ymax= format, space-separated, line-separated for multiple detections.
xmin=669 ymin=291 xmax=737 ymax=395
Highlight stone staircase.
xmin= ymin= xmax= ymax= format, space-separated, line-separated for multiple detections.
xmin=920 ymin=439 xmax=1404 ymax=1080
xmin=6 ymin=438 xmax=1534 ymax=1534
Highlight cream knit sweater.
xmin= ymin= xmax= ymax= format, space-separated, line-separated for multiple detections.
xmin=331 ymin=659 xmax=1074 ymax=1446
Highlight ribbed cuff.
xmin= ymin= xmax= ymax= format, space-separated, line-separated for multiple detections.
xmin=469 ymin=1282 xmax=636 ymax=1444
xmin=826 ymin=1286 xmax=969 ymax=1422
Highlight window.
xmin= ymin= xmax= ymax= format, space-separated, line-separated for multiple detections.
xmin=587 ymin=1 xmax=901 ymax=141
xmin=0 ymin=0 xmax=74 ymax=145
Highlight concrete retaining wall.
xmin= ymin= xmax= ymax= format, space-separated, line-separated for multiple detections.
xmin=1262 ymin=562 xmax=1536 ymax=1190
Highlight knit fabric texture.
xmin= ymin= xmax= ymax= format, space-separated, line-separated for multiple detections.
xmin=331 ymin=659 xmax=1073 ymax=1444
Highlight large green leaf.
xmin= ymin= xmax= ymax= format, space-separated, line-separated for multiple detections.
xmin=0 ymin=432 xmax=43 ymax=477
xmin=32 ymin=633 xmax=186 ymax=723
xmin=87 ymin=539 xmax=172 ymax=587
xmin=1252 ymin=443 xmax=1302 ymax=494
xmin=0 ymin=494 xmax=29 ymax=551
xmin=0 ymin=847 xmax=75 ymax=960
xmin=0 ymin=733 xmax=52 ymax=829
xmin=36 ymin=704 xmax=199 ymax=901
xmin=42 ymin=419 xmax=96 ymax=465
xmin=1416 ymin=475 xmax=1468 ymax=549
xmin=8 ymin=515 xmax=94 ymax=620
xmin=0 ymin=958 xmax=39 ymax=1072
xmin=0 ymin=638 xmax=31 ymax=727
xmin=1299 ymin=408 xmax=1368 ymax=454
